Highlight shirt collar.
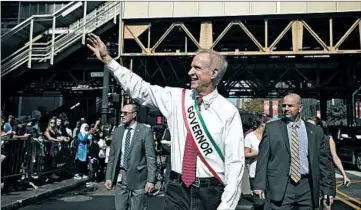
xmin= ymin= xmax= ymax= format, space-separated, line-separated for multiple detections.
xmin=286 ymin=118 xmax=304 ymax=128
xmin=125 ymin=121 xmax=137 ymax=130
xmin=192 ymin=88 xmax=219 ymax=108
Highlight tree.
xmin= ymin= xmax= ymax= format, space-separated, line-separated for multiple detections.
xmin=327 ymin=102 xmax=347 ymax=126
xmin=243 ymin=99 xmax=264 ymax=113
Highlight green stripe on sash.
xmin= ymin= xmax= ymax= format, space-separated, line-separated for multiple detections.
xmin=194 ymin=97 xmax=225 ymax=161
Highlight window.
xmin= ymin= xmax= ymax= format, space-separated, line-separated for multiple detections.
xmin=54 ymin=3 xmax=64 ymax=12
xmin=39 ymin=3 xmax=46 ymax=14
xmin=20 ymin=3 xmax=30 ymax=19
xmin=1 ymin=2 xmax=19 ymax=19
xmin=30 ymin=3 xmax=38 ymax=15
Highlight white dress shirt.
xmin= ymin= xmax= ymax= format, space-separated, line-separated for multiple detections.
xmin=106 ymin=59 xmax=245 ymax=210
xmin=244 ymin=132 xmax=260 ymax=178
xmin=120 ymin=122 xmax=137 ymax=167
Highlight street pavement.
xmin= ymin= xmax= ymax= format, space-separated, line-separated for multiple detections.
xmin=335 ymin=170 xmax=361 ymax=210
xmin=15 ymin=169 xmax=360 ymax=210
xmin=0 ymin=167 xmax=357 ymax=210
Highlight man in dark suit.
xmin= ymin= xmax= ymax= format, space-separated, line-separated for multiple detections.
xmin=105 ymin=104 xmax=156 ymax=210
xmin=253 ymin=94 xmax=335 ymax=209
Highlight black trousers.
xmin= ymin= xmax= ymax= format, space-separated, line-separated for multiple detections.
xmin=270 ymin=177 xmax=313 ymax=210
xmin=75 ymin=159 xmax=87 ymax=175
xmin=163 ymin=171 xmax=224 ymax=210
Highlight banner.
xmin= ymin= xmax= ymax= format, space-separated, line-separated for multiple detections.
xmin=356 ymin=101 xmax=361 ymax=118
xmin=156 ymin=116 xmax=162 ymax=124
xmin=272 ymin=100 xmax=279 ymax=117
xmin=264 ymin=100 xmax=270 ymax=115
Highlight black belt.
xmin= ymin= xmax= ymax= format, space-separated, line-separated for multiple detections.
xmin=301 ymin=174 xmax=310 ymax=179
xmin=169 ymin=171 xmax=220 ymax=187
xmin=290 ymin=174 xmax=310 ymax=184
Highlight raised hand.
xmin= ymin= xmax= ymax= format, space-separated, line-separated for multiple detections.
xmin=86 ymin=33 xmax=109 ymax=63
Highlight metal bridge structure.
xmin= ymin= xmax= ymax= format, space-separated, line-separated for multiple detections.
xmin=1 ymin=1 xmax=361 ymax=125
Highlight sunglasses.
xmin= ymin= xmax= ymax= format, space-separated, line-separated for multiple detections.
xmin=121 ymin=111 xmax=134 ymax=115
xmin=281 ymin=104 xmax=294 ymax=108
xmin=50 ymin=121 xmax=55 ymax=124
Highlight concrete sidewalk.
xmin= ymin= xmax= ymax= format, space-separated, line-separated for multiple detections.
xmin=1 ymin=178 xmax=89 ymax=210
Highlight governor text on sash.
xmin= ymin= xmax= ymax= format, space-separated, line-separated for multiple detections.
xmin=187 ymin=106 xmax=213 ymax=156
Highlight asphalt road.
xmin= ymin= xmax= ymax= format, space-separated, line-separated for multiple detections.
xmin=18 ymin=170 xmax=361 ymax=210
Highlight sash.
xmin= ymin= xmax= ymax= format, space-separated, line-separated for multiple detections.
xmin=181 ymin=89 xmax=225 ymax=184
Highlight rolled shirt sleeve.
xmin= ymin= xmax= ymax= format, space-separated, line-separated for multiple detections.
xmin=106 ymin=59 xmax=172 ymax=118
xmin=218 ymin=112 xmax=245 ymax=210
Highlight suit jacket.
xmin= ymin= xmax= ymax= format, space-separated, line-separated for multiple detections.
xmin=253 ymin=119 xmax=335 ymax=207
xmin=105 ymin=122 xmax=156 ymax=190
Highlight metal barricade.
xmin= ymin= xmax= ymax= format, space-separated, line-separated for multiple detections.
xmin=1 ymin=136 xmax=30 ymax=180
xmin=30 ymin=140 xmax=73 ymax=177
xmin=1 ymin=135 xmax=74 ymax=186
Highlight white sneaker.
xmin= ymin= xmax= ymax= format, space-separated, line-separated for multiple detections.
xmin=82 ymin=175 xmax=89 ymax=179
xmin=74 ymin=174 xmax=82 ymax=180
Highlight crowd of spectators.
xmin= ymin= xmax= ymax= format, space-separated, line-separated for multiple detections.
xmin=1 ymin=111 xmax=112 ymax=193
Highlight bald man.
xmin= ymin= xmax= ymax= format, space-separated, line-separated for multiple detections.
xmin=253 ymin=94 xmax=335 ymax=210
xmin=87 ymin=33 xmax=244 ymax=210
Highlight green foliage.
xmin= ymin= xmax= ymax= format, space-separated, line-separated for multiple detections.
xmin=327 ymin=102 xmax=347 ymax=126
xmin=243 ymin=99 xmax=264 ymax=113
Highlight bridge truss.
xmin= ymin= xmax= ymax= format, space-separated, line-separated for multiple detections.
xmin=118 ymin=13 xmax=361 ymax=99
xmin=5 ymin=12 xmax=361 ymax=124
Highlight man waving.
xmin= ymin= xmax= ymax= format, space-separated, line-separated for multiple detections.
xmin=87 ymin=33 xmax=244 ymax=210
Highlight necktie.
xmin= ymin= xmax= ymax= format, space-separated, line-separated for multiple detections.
xmin=181 ymin=96 xmax=203 ymax=187
xmin=290 ymin=124 xmax=301 ymax=183
xmin=197 ymin=96 xmax=203 ymax=109
xmin=123 ymin=128 xmax=132 ymax=170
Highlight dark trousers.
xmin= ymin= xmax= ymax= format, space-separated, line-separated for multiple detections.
xmin=75 ymin=159 xmax=87 ymax=175
xmin=163 ymin=171 xmax=224 ymax=210
xmin=89 ymin=158 xmax=99 ymax=181
xmin=114 ymin=182 xmax=147 ymax=210
xmin=250 ymin=177 xmax=270 ymax=210
xmin=270 ymin=177 xmax=313 ymax=210
xmin=115 ymin=169 xmax=147 ymax=210
xmin=97 ymin=158 xmax=106 ymax=181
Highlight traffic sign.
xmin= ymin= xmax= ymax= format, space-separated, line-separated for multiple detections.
xmin=91 ymin=72 xmax=104 ymax=77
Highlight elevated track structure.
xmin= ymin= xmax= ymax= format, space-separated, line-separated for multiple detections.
xmin=1 ymin=1 xmax=361 ymax=125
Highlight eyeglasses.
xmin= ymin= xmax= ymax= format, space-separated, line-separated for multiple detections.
xmin=121 ymin=111 xmax=134 ymax=115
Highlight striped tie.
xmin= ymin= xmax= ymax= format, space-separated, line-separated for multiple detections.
xmin=181 ymin=96 xmax=203 ymax=187
xmin=290 ymin=123 xmax=301 ymax=183
xmin=123 ymin=128 xmax=132 ymax=170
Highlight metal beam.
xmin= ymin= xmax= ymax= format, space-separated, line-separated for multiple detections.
xmin=334 ymin=18 xmax=361 ymax=49
xmin=269 ymin=21 xmax=294 ymax=51
xmin=302 ymin=20 xmax=329 ymax=51
xmin=121 ymin=16 xmax=361 ymax=56
xmin=237 ymin=22 xmax=265 ymax=52
xmin=179 ymin=23 xmax=201 ymax=50
xmin=199 ymin=22 xmax=213 ymax=49
xmin=121 ymin=50 xmax=361 ymax=56
xmin=292 ymin=21 xmax=303 ymax=52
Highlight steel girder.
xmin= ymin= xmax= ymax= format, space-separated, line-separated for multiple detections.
xmin=119 ymin=14 xmax=361 ymax=56
xmin=116 ymin=13 xmax=361 ymax=99
xmin=10 ymin=13 xmax=361 ymax=99
xmin=121 ymin=56 xmax=360 ymax=99
xmin=14 ymin=66 xmax=118 ymax=96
